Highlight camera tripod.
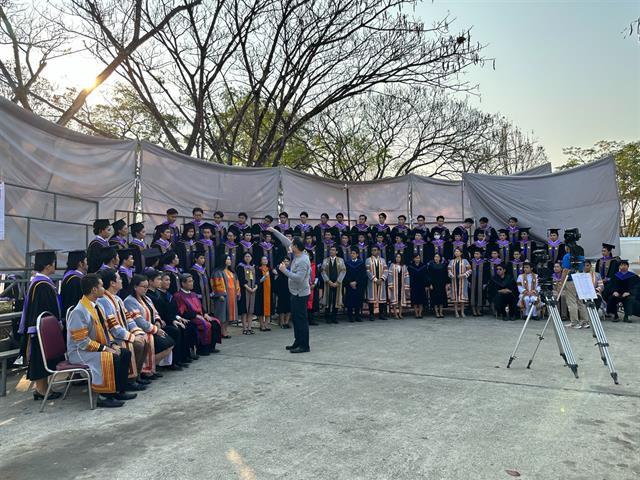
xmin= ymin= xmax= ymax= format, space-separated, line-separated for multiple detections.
xmin=582 ymin=298 xmax=619 ymax=384
xmin=507 ymin=274 xmax=579 ymax=378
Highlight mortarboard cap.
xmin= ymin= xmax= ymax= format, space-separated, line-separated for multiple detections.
xmin=602 ymin=243 xmax=615 ymax=251
xmin=547 ymin=228 xmax=560 ymax=235
xmin=111 ymin=218 xmax=126 ymax=232
xmin=30 ymin=249 xmax=58 ymax=268
xmin=468 ymin=245 xmax=483 ymax=255
xmin=130 ymin=222 xmax=145 ymax=235
xmin=142 ymin=248 xmax=161 ymax=260
xmin=199 ymin=222 xmax=215 ymax=231
xmin=519 ymin=227 xmax=531 ymax=235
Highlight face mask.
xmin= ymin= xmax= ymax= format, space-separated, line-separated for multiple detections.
xmin=434 ymin=233 xmax=441 ymax=240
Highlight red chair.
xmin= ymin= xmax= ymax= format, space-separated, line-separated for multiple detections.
xmin=36 ymin=311 xmax=93 ymax=412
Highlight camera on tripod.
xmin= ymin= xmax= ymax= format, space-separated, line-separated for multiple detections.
xmin=532 ymin=249 xmax=553 ymax=291
xmin=563 ymin=227 xmax=584 ymax=270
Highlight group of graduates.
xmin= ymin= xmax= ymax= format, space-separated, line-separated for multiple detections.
xmin=18 ymin=208 xmax=637 ymax=407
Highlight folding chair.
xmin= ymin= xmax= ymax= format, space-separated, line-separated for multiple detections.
xmin=36 ymin=312 xmax=93 ymax=412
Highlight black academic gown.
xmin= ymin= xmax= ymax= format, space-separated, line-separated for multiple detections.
xmin=343 ymin=259 xmax=367 ymax=310
xmin=474 ymin=226 xmax=498 ymax=243
xmin=408 ymin=262 xmax=428 ymax=306
xmin=60 ymin=272 xmax=83 ymax=320
xmin=469 ymin=259 xmax=490 ymax=307
xmin=86 ymin=238 xmax=109 ymax=273
xmin=430 ymin=226 xmax=450 ymax=241
xmin=596 ymin=256 xmax=620 ymax=301
xmin=427 ymin=262 xmax=449 ymax=307
xmin=488 ymin=274 xmax=519 ymax=317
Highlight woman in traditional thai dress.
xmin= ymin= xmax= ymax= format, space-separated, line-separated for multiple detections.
xmin=448 ymin=247 xmax=471 ymax=318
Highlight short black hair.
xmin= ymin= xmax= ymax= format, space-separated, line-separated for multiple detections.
xmin=99 ymin=268 xmax=119 ymax=289
xmin=167 ymin=208 xmax=178 ymax=215
xmin=192 ymin=207 xmax=203 ymax=215
xmin=238 ymin=212 xmax=248 ymax=218
xmin=436 ymin=215 xmax=445 ymax=221
xmin=398 ymin=215 xmax=407 ymax=221
xmin=132 ymin=274 xmax=148 ymax=288
xmin=279 ymin=211 xmax=289 ymax=218
xmin=146 ymin=270 xmax=162 ymax=282
xmin=81 ymin=273 xmax=101 ymax=295
xmin=300 ymin=211 xmax=309 ymax=217
xmin=417 ymin=215 xmax=425 ymax=221
xmin=479 ymin=217 xmax=489 ymax=223
xmin=620 ymin=260 xmax=630 ymax=266
xmin=292 ymin=236 xmax=305 ymax=252
xmin=214 ymin=210 xmax=224 ymax=218
xmin=321 ymin=213 xmax=329 ymax=219
xmin=509 ymin=216 xmax=518 ymax=222
xmin=378 ymin=212 xmax=387 ymax=219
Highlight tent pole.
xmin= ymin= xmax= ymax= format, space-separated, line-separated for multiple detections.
xmin=408 ymin=175 xmax=414 ymax=228
xmin=133 ymin=142 xmax=143 ymax=223
xmin=345 ymin=184 xmax=351 ymax=228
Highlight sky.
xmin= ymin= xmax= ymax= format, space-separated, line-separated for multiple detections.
xmin=416 ymin=0 xmax=640 ymax=165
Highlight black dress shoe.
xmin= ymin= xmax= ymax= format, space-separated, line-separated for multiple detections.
xmin=125 ymin=382 xmax=147 ymax=392
xmin=153 ymin=372 xmax=163 ymax=378
xmin=140 ymin=374 xmax=156 ymax=381
xmin=356 ymin=318 xmax=363 ymax=322
xmin=167 ymin=364 xmax=183 ymax=371
xmin=285 ymin=344 xmax=298 ymax=351
xmin=190 ymin=352 xmax=200 ymax=360
xmin=290 ymin=346 xmax=310 ymax=353
xmin=369 ymin=316 xmax=375 ymax=321
xmin=137 ymin=377 xmax=152 ymax=385
xmin=379 ymin=316 xmax=387 ymax=320
xmin=33 ymin=390 xmax=62 ymax=401
xmin=115 ymin=392 xmax=137 ymax=401
xmin=198 ymin=350 xmax=211 ymax=356
xmin=178 ymin=362 xmax=190 ymax=368
xmin=97 ymin=396 xmax=125 ymax=408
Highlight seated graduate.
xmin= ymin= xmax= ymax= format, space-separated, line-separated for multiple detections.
xmin=474 ymin=216 xmax=497 ymax=243
xmin=256 ymin=231 xmax=278 ymax=270
xmin=174 ymin=273 xmax=220 ymax=354
xmin=370 ymin=212 xmax=391 ymax=242
xmin=389 ymin=233 xmax=409 ymax=264
xmin=317 ymin=229 xmax=335 ymax=265
xmin=354 ymin=232 xmax=370 ymax=262
xmin=212 ymin=254 xmax=241 ymax=338
xmin=391 ymin=214 xmax=410 ymax=241
xmin=517 ymin=227 xmax=536 ymax=263
xmin=487 ymin=248 xmax=503 ymax=278
xmin=468 ymin=246 xmax=489 ymax=317
xmin=67 ymin=274 xmax=138 ymax=408
xmin=545 ymin=228 xmax=565 ymax=267
xmin=129 ymin=222 xmax=148 ymax=273
xmin=97 ymin=269 xmax=150 ymax=390
xmin=408 ymin=252 xmax=428 ymax=319
xmin=190 ymin=249 xmax=213 ymax=314
xmin=252 ymin=214 xmax=274 ymax=241
xmin=222 ymin=230 xmax=240 ymax=270
xmin=495 ymin=228 xmax=512 ymax=264
xmin=160 ymin=251 xmax=181 ymax=294
xmin=387 ymin=252 xmax=410 ymax=319
xmin=152 ymin=224 xmax=174 ymax=254
xmin=87 ymin=219 xmax=112 ymax=273
xmin=507 ymin=216 xmax=520 ymax=246
xmin=517 ymin=261 xmax=541 ymax=320
xmin=228 ymin=212 xmax=251 ymax=239
xmin=61 ymin=250 xmax=87 ymax=321
xmin=274 ymin=211 xmax=290 ymax=233
xmin=314 ymin=212 xmax=333 ymax=241
xmin=411 ymin=214 xmax=430 ymax=241
xmin=154 ymin=208 xmax=181 ymax=244
xmin=488 ymin=263 xmax=519 ymax=321
xmin=334 ymin=212 xmax=349 ymax=237
xmin=445 ymin=231 xmax=468 ymax=261
xmin=607 ymin=260 xmax=638 ymax=323
xmin=509 ymin=248 xmax=525 ymax=279
xmin=320 ymin=245 xmax=346 ymax=324
xmin=294 ymin=211 xmax=313 ymax=237
xmin=176 ymin=223 xmax=197 ymax=272
xmin=99 ymin=246 xmax=120 ymax=272
xmin=191 ymin=207 xmax=205 ymax=233
xmin=596 ymin=242 xmax=620 ymax=305
xmin=124 ymin=274 xmax=175 ymax=379
xmin=117 ymin=248 xmax=136 ymax=299
xmin=430 ymin=215 xmax=450 ymax=241
xmin=197 ymin=222 xmax=216 ymax=277
xmin=344 ymin=248 xmax=367 ymax=322
xmin=408 ymin=230 xmax=428 ymax=264
xmin=351 ymin=214 xmax=371 ymax=241
xmin=142 ymin=247 xmax=162 ymax=275
xmin=366 ymin=244 xmax=389 ymax=321
xmin=109 ymin=219 xmax=129 ymax=249
xmin=336 ymin=232 xmax=352 ymax=259
xmin=147 ymin=271 xmax=194 ymax=369
xmin=470 ymin=230 xmax=489 ymax=258
xmin=372 ymin=232 xmax=389 ymax=263
xmin=211 ymin=210 xmax=227 ymax=248
xmin=452 ymin=218 xmax=474 ymax=246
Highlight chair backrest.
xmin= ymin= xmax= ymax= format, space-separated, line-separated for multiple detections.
xmin=36 ymin=312 xmax=66 ymax=373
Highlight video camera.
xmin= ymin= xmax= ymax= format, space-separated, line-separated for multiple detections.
xmin=563 ymin=227 xmax=584 ymax=270
xmin=532 ymin=248 xmax=553 ymax=291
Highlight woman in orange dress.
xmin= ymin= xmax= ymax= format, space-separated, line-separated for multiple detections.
xmin=256 ymin=256 xmax=273 ymax=331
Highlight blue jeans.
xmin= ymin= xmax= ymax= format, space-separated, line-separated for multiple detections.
xmin=291 ymin=294 xmax=310 ymax=349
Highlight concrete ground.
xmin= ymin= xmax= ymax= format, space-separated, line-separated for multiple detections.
xmin=0 ymin=315 xmax=638 ymax=480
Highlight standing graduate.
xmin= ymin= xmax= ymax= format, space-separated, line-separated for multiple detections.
xmin=317 ymin=229 xmax=335 ymax=265
xmin=429 ymin=231 xmax=447 ymax=260
xmin=366 ymin=245 xmax=389 ymax=320
xmin=272 ymin=257 xmax=292 ymax=328
xmin=191 ymin=207 xmax=205 ymax=233
xmin=351 ymin=214 xmax=371 ymax=242
xmin=507 ymin=217 xmax=520 ymax=246
xmin=129 ymin=222 xmax=148 ymax=274
xmin=387 ymin=252 xmax=410 ymax=319
xmin=408 ymin=231 xmax=428 ymax=264
xmin=431 ymin=215 xmax=451 ymax=241
xmin=391 ymin=215 xmax=410 ymax=241
xmin=274 ymin=212 xmax=291 ymax=233
xmin=448 ymin=248 xmax=471 ymax=318
xmin=256 ymin=231 xmax=278 ymax=269
xmin=517 ymin=227 xmax=536 ymax=262
xmin=303 ymin=232 xmax=316 ymax=258
xmin=99 ymin=246 xmax=120 ymax=272
xmin=237 ymin=252 xmax=257 ymax=335
xmin=388 ymin=234 xmax=409 ymax=264
xmin=336 ymin=233 xmax=352 ymax=259
xmin=190 ymin=249 xmax=213 ymax=315
xmin=509 ymin=248 xmax=525 ymax=279
xmin=408 ymin=253 xmax=428 ymax=318
xmin=452 ymin=218 xmax=474 ymax=247
xmin=252 ymin=214 xmax=274 ymax=241
xmin=117 ymin=249 xmax=136 ymax=300
xmin=294 ymin=211 xmax=314 ymax=238
xmin=470 ymin=231 xmax=489 ymax=258
xmin=109 ymin=219 xmax=129 ymax=249
xmin=334 ymin=212 xmax=349 ymax=237
xmin=314 ymin=213 xmax=334 ymax=241
xmin=222 ymin=230 xmax=240 ymax=270
xmin=445 ymin=232 xmax=468 ymax=261
xmin=596 ymin=243 xmax=620 ymax=305
xmin=372 ymin=232 xmax=389 ymax=263
xmin=320 ymin=246 xmax=346 ymax=324
xmin=487 ymin=248 xmax=503 ymax=278
xmin=229 ymin=212 xmax=252 ymax=240
xmin=474 ymin=217 xmax=497 ymax=243
xmin=87 ymin=219 xmax=112 ymax=273
xmin=197 ymin=223 xmax=216 ymax=278
xmin=255 ymin=256 xmax=274 ymax=331
xmin=238 ymin=230 xmax=256 ymax=264
xmin=354 ymin=233 xmax=370 ymax=262
xmin=496 ymin=229 xmax=513 ymax=264
xmin=488 ymin=264 xmax=519 ymax=321
xmin=211 ymin=211 xmax=227 ymax=248
xmin=61 ymin=250 xmax=87 ymax=320
xmin=19 ymin=250 xmax=64 ymax=400
xmin=176 ymin=223 xmax=197 ymax=272
xmin=428 ymin=253 xmax=449 ymax=318
xmin=343 ymin=248 xmax=367 ymax=322
xmin=152 ymin=224 xmax=174 ymax=255
xmin=212 ymin=255 xmax=241 ymax=338
xmin=545 ymin=228 xmax=566 ymax=267
xmin=370 ymin=212 xmax=391 ymax=242
xmin=160 ymin=251 xmax=181 ymax=294
xmin=154 ymin=208 xmax=181 ymax=244
xmin=468 ymin=246 xmax=489 ymax=316
xmin=607 ymin=260 xmax=638 ymax=322
xmin=411 ymin=215 xmax=430 ymax=241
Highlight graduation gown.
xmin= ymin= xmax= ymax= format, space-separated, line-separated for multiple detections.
xmin=272 ymin=270 xmax=291 ymax=314
xmin=517 ymin=240 xmax=536 ymax=263
xmin=238 ymin=240 xmax=256 ymax=266
xmin=336 ymin=242 xmax=352 ymax=260
xmin=388 ymin=242 xmax=409 ymax=265
xmin=320 ymin=256 xmax=346 ymax=309
xmin=162 ymin=266 xmax=180 ymax=295
xmin=410 ymin=225 xmax=430 ymax=241
xmin=508 ymin=226 xmax=520 ymax=246
xmin=596 ymin=256 xmax=620 ymax=300
xmin=109 ymin=236 xmax=128 ymax=249
xmin=251 ymin=222 xmax=271 ymax=241
xmin=314 ymin=223 xmax=335 ymax=243
xmin=488 ymin=258 xmax=503 ymax=278
xmin=255 ymin=265 xmax=273 ymax=316
xmin=129 ymin=238 xmax=148 ymax=274
xmin=452 ymin=225 xmax=473 ymax=246
xmin=255 ymin=241 xmax=277 ymax=269
xmin=607 ymin=271 xmax=639 ymax=316
xmin=197 ymin=239 xmax=216 ymax=278
xmin=154 ymin=222 xmax=180 ymax=244
xmin=545 ymin=239 xmax=566 ymax=267
xmin=151 ymin=238 xmax=173 ymax=255
xmin=391 ymin=225 xmax=411 ymax=241
xmin=370 ymin=224 xmax=391 ymax=242
xmin=427 ymin=261 xmax=449 ymax=307
xmin=174 ymin=290 xmax=217 ymax=349
xmin=123 ymin=295 xmax=159 ymax=374
xmin=408 ymin=262 xmax=428 ymax=306
xmin=228 ymin=222 xmax=252 ymax=240
xmin=430 ymin=226 xmax=450 ymax=241
xmin=316 ymin=240 xmax=335 ymax=265
xmin=469 ymin=258 xmax=489 ymax=307
xmin=365 ymin=256 xmax=388 ymax=304
xmin=354 ymin=242 xmax=370 ymax=262
xmin=474 ymin=225 xmax=498 ymax=243
xmin=176 ymin=239 xmax=197 ymax=272
xmin=448 ymin=258 xmax=471 ymax=303
xmin=429 ymin=239 xmax=446 ymax=260
xmin=61 ymin=270 xmax=84 ymax=319
xmin=387 ymin=263 xmax=410 ymax=307
xmin=87 ymin=236 xmax=110 ymax=273
xmin=372 ymin=241 xmax=389 ymax=263
xmin=237 ymin=263 xmax=257 ymax=314
xmin=509 ymin=260 xmax=525 ymax=280
xmin=496 ymin=240 xmax=513 ymax=263
xmin=351 ymin=223 xmax=372 ymax=242
xmin=343 ymin=258 xmax=367 ymax=309
xmin=488 ymin=273 xmax=519 ymax=314
xmin=19 ymin=274 xmax=63 ymax=381
xmin=211 ymin=222 xmax=227 ymax=248
xmin=212 ymin=268 xmax=240 ymax=322
xmin=294 ymin=223 xmax=314 ymax=238
xmin=191 ymin=264 xmax=213 ymax=314
xmin=444 ymin=240 xmax=468 ymax=261
xmin=118 ymin=266 xmax=134 ymax=300
xmin=408 ymin=240 xmax=428 ymax=264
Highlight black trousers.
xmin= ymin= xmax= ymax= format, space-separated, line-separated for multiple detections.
xmin=112 ymin=348 xmax=132 ymax=393
xmin=291 ymin=294 xmax=310 ymax=349
xmin=164 ymin=324 xmax=188 ymax=364
xmin=324 ymin=287 xmax=338 ymax=321
xmin=346 ymin=307 xmax=361 ymax=321
xmin=494 ymin=293 xmax=518 ymax=318
xmin=369 ymin=302 xmax=387 ymax=318
xmin=607 ymin=296 xmax=634 ymax=316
